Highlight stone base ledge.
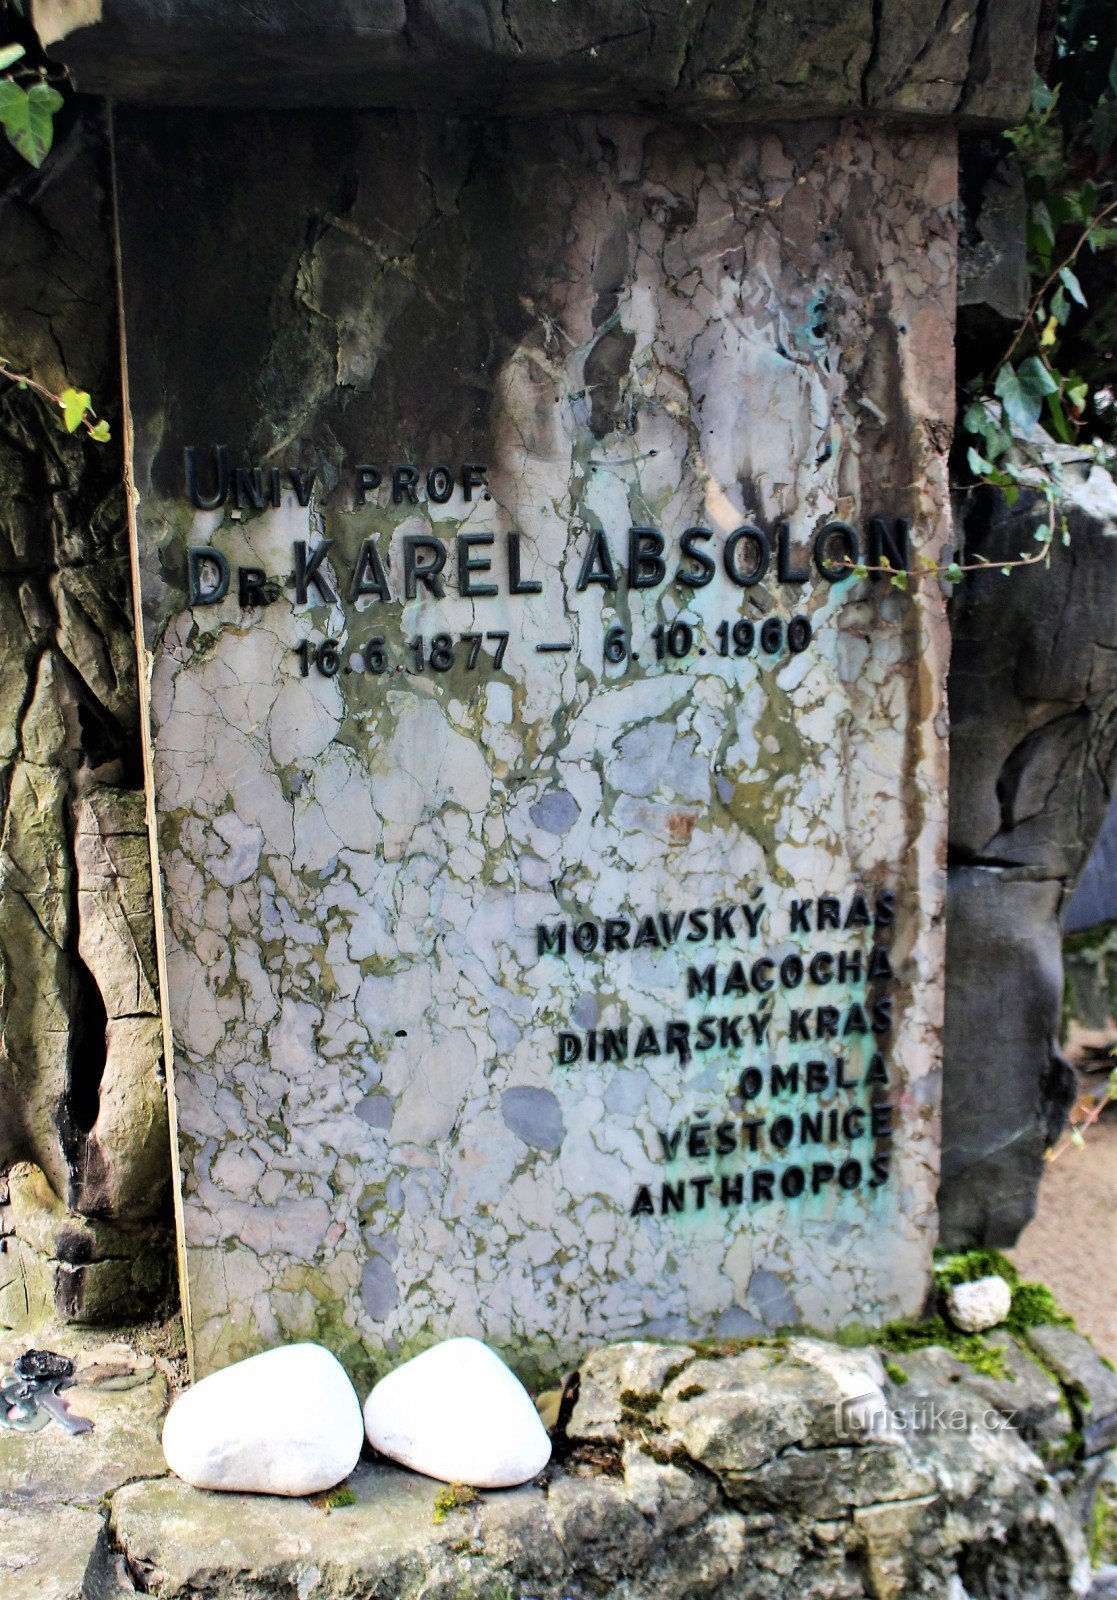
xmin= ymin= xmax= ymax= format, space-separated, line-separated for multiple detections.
xmin=2 ymin=1329 xmax=1109 ymax=1599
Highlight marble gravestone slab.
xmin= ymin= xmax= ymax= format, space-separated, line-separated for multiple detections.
xmin=115 ymin=111 xmax=953 ymax=1379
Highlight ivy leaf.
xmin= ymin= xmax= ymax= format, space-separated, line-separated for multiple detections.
xmin=1050 ymin=286 xmax=1070 ymax=325
xmin=1031 ymin=77 xmax=1056 ymax=115
xmin=1018 ymin=355 xmax=1059 ymax=396
xmin=1067 ymin=379 xmax=1089 ymax=412
xmin=59 ymin=387 xmax=91 ymax=432
xmin=88 ymin=418 xmax=111 ymax=443
xmin=1040 ymin=315 xmax=1059 ymax=348
xmin=1028 ymin=201 xmax=1055 ymax=260
xmin=995 ymin=358 xmax=1058 ymax=429
xmin=944 ymin=563 xmax=963 ymax=585
xmin=1047 ymin=192 xmax=1081 ymax=231
xmin=1046 ymin=390 xmax=1072 ymax=444
xmin=889 ymin=570 xmax=908 ymax=592
xmin=0 ymin=43 xmax=26 ymax=70
xmin=1060 ymin=263 xmax=1086 ymax=305
xmin=962 ymin=400 xmax=1013 ymax=460
xmin=29 ymin=81 xmax=63 ymax=114
xmin=1059 ymin=265 xmax=1087 ymax=306
xmin=850 ymin=563 xmax=869 ymax=581
xmin=994 ymin=363 xmax=1041 ymax=428
xmin=967 ymin=446 xmax=995 ymax=476
xmin=0 ymin=79 xmax=62 ymax=167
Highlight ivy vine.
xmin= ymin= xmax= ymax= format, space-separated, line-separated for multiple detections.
xmin=0 ymin=5 xmax=110 ymax=440
xmin=851 ymin=1 xmax=1117 ymax=589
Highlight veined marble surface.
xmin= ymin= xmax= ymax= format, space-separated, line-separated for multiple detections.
xmin=119 ymin=113 xmax=954 ymax=1379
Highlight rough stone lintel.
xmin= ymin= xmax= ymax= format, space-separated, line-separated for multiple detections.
xmin=34 ymin=0 xmax=1041 ymax=127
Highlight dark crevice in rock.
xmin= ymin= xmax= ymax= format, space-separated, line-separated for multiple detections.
xmin=63 ymin=943 xmax=109 ymax=1140
xmin=1037 ymin=1044 xmax=1077 ymax=1144
xmin=959 ymin=0 xmax=994 ymax=117
xmin=860 ymin=0 xmax=885 ymax=107
xmin=945 ymin=850 xmax=1032 ymax=870
xmin=500 ymin=0 xmax=524 ymax=54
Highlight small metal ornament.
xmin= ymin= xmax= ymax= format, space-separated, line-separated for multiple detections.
xmin=0 ymin=1349 xmax=92 ymax=1435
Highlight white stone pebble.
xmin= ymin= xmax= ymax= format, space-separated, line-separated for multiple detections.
xmin=363 ymin=1336 xmax=551 ymax=1488
xmin=945 ymin=1275 xmax=1013 ymax=1333
xmin=162 ymin=1342 xmax=364 ymax=1495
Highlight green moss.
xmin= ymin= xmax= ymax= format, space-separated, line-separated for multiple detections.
xmin=882 ymin=1357 xmax=909 ymax=1386
xmin=433 ymin=1483 xmax=479 ymax=1524
xmin=846 ymin=1314 xmax=1010 ymax=1379
xmin=308 ymin=1482 xmax=356 ymax=1512
xmin=954 ymin=1338 xmax=1010 ymax=1378
xmin=1050 ymin=1425 xmax=1084 ymax=1467
xmin=660 ymin=1359 xmax=694 ymax=1388
xmin=690 ymin=1335 xmax=787 ymax=1359
xmin=933 ymin=1248 xmax=1020 ymax=1292
xmin=1089 ymin=1480 xmax=1117 ymax=1564
xmin=1005 ymin=1281 xmax=1074 ymax=1335
xmin=675 ymin=1384 xmax=708 ymax=1402
xmin=1064 ymin=919 xmax=1117 ymax=958
xmin=619 ymin=1388 xmax=660 ymax=1416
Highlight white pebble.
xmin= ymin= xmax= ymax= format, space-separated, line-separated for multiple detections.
xmin=946 ymin=1276 xmax=1013 ymax=1333
xmin=363 ymin=1336 xmax=551 ymax=1488
xmin=162 ymin=1343 xmax=363 ymax=1495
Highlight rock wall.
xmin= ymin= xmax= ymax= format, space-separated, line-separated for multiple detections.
xmin=0 ymin=113 xmax=171 ymax=1325
xmin=940 ymin=462 xmax=1117 ymax=1245
xmin=1066 ymin=800 xmax=1117 ymax=934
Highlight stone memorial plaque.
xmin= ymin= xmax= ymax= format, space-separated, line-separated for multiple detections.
xmin=117 ymin=112 xmax=952 ymax=1378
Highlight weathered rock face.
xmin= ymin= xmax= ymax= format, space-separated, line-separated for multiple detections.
xmin=0 ymin=1328 xmax=170 ymax=1600
xmin=941 ymin=461 xmax=1117 ymax=1246
xmin=1067 ymin=804 xmax=1117 ymax=934
xmin=99 ymin=1335 xmax=1091 ymax=1600
xmin=36 ymin=0 xmax=1041 ymax=125
xmin=2 ymin=1324 xmax=1109 ymax=1599
xmin=0 ymin=116 xmax=171 ymax=1326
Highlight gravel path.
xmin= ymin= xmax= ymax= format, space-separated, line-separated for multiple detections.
xmin=1008 ymin=1113 xmax=1117 ymax=1362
